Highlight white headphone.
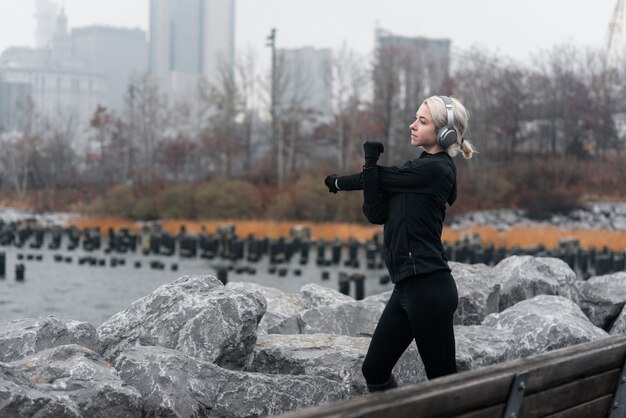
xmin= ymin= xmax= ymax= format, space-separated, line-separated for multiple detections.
xmin=436 ymin=96 xmax=458 ymax=148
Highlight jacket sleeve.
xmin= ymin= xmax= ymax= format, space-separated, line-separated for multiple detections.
xmin=336 ymin=172 xmax=363 ymax=191
xmin=377 ymin=160 xmax=444 ymax=193
xmin=362 ymin=166 xmax=388 ymax=225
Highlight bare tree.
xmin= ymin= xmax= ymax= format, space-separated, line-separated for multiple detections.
xmin=331 ymin=43 xmax=371 ymax=170
xmin=124 ymin=74 xmax=169 ymax=189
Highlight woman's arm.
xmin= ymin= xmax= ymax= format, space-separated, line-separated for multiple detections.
xmin=361 ymin=141 xmax=388 ymax=224
xmin=377 ymin=160 xmax=449 ymax=193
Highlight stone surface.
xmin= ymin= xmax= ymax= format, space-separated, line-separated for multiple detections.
xmin=300 ymin=283 xmax=354 ymax=309
xmin=0 ymin=344 xmax=141 ymax=418
xmin=268 ymin=299 xmax=384 ymax=337
xmin=227 ymin=282 xmax=300 ymax=335
xmin=454 ymin=325 xmax=519 ymax=371
xmin=483 ymin=295 xmax=608 ymax=357
xmin=450 ymin=262 xmax=501 ymax=325
xmin=248 ymin=333 xmax=426 ymax=395
xmin=114 ymin=344 xmax=345 ymax=418
xmin=574 ymin=272 xmax=626 ymax=331
xmin=493 ymin=256 xmax=580 ymax=310
xmin=363 ymin=290 xmax=392 ymax=305
xmin=0 ymin=316 xmax=99 ymax=362
xmin=97 ymin=275 xmax=266 ymax=370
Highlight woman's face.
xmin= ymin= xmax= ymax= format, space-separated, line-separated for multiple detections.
xmin=409 ymin=103 xmax=437 ymax=148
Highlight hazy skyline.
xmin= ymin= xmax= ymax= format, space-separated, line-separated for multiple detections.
xmin=0 ymin=1 xmax=621 ymax=63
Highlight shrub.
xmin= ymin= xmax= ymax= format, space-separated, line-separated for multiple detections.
xmin=157 ymin=184 xmax=196 ymax=219
xmin=194 ymin=179 xmax=262 ymax=219
xmin=266 ymin=191 xmax=298 ymax=220
xmin=101 ymin=184 xmax=135 ymax=217
xmin=131 ymin=196 xmax=160 ymax=221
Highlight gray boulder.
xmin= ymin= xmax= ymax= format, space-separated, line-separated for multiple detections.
xmin=0 ymin=377 xmax=82 ymax=418
xmin=483 ymin=295 xmax=608 ymax=357
xmin=363 ymin=290 xmax=392 ymax=305
xmin=0 ymin=344 xmax=141 ymax=418
xmin=454 ymin=325 xmax=519 ymax=371
xmin=97 ymin=275 xmax=266 ymax=370
xmin=450 ymin=262 xmax=501 ymax=325
xmin=610 ymin=303 xmax=626 ymax=335
xmin=494 ymin=256 xmax=580 ymax=310
xmin=269 ymin=299 xmax=384 ymax=337
xmin=114 ymin=345 xmax=345 ymax=418
xmin=574 ymin=272 xmax=626 ymax=331
xmin=0 ymin=316 xmax=99 ymax=362
xmin=300 ymin=283 xmax=354 ymax=309
xmin=248 ymin=333 xmax=426 ymax=396
xmin=227 ymin=282 xmax=300 ymax=335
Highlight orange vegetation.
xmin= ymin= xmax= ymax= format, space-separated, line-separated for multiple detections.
xmin=68 ymin=217 xmax=626 ymax=250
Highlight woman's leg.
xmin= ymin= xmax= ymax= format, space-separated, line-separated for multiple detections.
xmin=362 ymin=286 xmax=415 ymax=391
xmin=404 ymin=271 xmax=459 ymax=379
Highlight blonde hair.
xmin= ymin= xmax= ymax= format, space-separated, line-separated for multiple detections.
xmin=423 ymin=95 xmax=475 ymax=159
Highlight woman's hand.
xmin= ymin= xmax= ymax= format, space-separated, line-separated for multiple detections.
xmin=324 ymin=174 xmax=339 ymax=193
xmin=363 ymin=141 xmax=384 ymax=159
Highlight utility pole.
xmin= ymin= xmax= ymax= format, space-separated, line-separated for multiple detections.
xmin=266 ymin=28 xmax=283 ymax=187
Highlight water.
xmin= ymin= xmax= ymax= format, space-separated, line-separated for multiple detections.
xmin=0 ymin=245 xmax=392 ymax=327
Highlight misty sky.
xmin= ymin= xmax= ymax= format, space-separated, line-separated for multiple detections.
xmin=0 ymin=0 xmax=620 ymax=63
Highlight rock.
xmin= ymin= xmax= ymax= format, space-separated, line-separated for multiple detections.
xmin=454 ymin=325 xmax=519 ymax=372
xmin=450 ymin=262 xmax=500 ymax=325
xmin=574 ymin=272 xmax=626 ymax=331
xmin=300 ymin=283 xmax=354 ymax=309
xmin=0 ymin=316 xmax=99 ymax=362
xmin=483 ymin=295 xmax=608 ymax=357
xmin=494 ymin=256 xmax=580 ymax=311
xmin=113 ymin=345 xmax=345 ymax=418
xmin=0 ymin=344 xmax=141 ymax=418
xmin=363 ymin=290 xmax=392 ymax=305
xmin=0 ymin=377 xmax=81 ymax=418
xmin=610 ymin=304 xmax=626 ymax=335
xmin=248 ymin=333 xmax=426 ymax=396
xmin=269 ymin=299 xmax=384 ymax=337
xmin=227 ymin=282 xmax=300 ymax=335
xmin=97 ymin=275 xmax=266 ymax=370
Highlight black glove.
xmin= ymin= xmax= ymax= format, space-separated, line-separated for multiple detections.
xmin=324 ymin=174 xmax=339 ymax=193
xmin=363 ymin=141 xmax=384 ymax=167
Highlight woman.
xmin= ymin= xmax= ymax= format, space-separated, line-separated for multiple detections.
xmin=324 ymin=95 xmax=475 ymax=391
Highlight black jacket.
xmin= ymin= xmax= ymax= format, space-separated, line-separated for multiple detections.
xmin=337 ymin=151 xmax=457 ymax=283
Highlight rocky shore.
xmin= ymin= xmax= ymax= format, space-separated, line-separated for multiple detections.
xmin=1 ymin=255 xmax=625 ymax=417
xmin=450 ymin=201 xmax=626 ymax=230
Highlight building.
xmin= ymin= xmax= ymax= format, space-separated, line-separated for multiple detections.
xmin=149 ymin=0 xmax=236 ymax=100
xmin=0 ymin=7 xmax=149 ymax=135
xmin=277 ymin=46 xmax=332 ymax=122
xmin=72 ymin=26 xmax=148 ymax=111
xmin=0 ymin=74 xmax=33 ymax=132
xmin=0 ymin=47 xmax=107 ymax=134
xmin=375 ymin=28 xmax=451 ymax=100
xmin=34 ymin=0 xmax=58 ymax=49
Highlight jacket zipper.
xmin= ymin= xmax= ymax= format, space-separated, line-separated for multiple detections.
xmin=409 ymin=251 xmax=417 ymax=275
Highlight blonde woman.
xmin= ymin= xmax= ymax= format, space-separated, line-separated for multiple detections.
xmin=325 ymin=96 xmax=475 ymax=391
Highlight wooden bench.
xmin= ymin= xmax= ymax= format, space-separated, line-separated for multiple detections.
xmin=279 ymin=335 xmax=626 ymax=418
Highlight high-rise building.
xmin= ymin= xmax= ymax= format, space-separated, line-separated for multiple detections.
xmin=149 ymin=0 xmax=235 ymax=99
xmin=375 ymin=28 xmax=451 ymax=99
xmin=72 ymin=26 xmax=148 ymax=111
xmin=278 ymin=46 xmax=332 ymax=121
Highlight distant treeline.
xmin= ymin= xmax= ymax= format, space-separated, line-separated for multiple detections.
xmin=1 ymin=43 xmax=625 ymax=219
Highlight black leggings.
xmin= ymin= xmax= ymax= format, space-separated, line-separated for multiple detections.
xmin=362 ymin=270 xmax=459 ymax=386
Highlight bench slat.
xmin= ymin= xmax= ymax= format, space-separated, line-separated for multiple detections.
xmin=541 ymin=394 xmax=613 ymax=418
xmin=278 ymin=337 xmax=626 ymax=418
xmin=521 ymin=369 xmax=620 ymax=418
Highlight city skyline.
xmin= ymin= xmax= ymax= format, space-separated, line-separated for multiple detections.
xmin=0 ymin=1 xmax=621 ymax=63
